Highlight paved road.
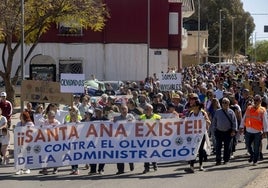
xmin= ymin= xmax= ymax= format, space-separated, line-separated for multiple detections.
xmin=1 ymin=112 xmax=268 ymax=188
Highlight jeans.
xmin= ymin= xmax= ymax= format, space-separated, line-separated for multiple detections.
xmin=215 ymin=129 xmax=232 ymax=163
xmin=245 ymin=131 xmax=262 ymax=163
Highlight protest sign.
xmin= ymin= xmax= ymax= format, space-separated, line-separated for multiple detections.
xmin=158 ymin=73 xmax=182 ymax=91
xmin=21 ymin=80 xmax=73 ymax=106
xmin=60 ymin=73 xmax=85 ymax=93
xmin=14 ymin=117 xmax=205 ymax=170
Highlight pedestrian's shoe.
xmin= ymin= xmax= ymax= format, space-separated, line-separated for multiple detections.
xmin=116 ymin=171 xmax=124 ymax=175
xmin=215 ymin=162 xmax=221 ymax=166
xmin=248 ymin=158 xmax=253 ymax=163
xmin=53 ymin=168 xmax=58 ymax=174
xmin=199 ymin=166 xmax=206 ymax=171
xmin=15 ymin=170 xmax=23 ymax=175
xmin=184 ymin=167 xmax=195 ymax=173
xmin=84 ymin=164 xmax=89 ymax=170
xmin=39 ymin=168 xmax=48 ymax=175
xmin=98 ymin=170 xmax=104 ymax=175
xmin=153 ymin=166 xmax=158 ymax=171
xmin=142 ymin=168 xmax=149 ymax=174
xmin=70 ymin=170 xmax=79 ymax=175
xmin=253 ymin=162 xmax=258 ymax=166
xmin=24 ymin=169 xmax=31 ymax=174
xmin=88 ymin=171 xmax=97 ymax=175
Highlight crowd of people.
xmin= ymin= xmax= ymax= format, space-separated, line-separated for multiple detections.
xmin=1 ymin=62 xmax=268 ymax=176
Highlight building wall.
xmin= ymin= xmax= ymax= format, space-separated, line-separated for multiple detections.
xmin=181 ymin=30 xmax=208 ymax=65
xmin=39 ymin=0 xmax=170 ymax=49
xmin=0 ymin=0 xmax=182 ymax=81
xmin=0 ymin=43 xmax=168 ymax=81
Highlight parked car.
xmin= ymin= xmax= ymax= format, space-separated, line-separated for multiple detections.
xmin=103 ymin=80 xmax=124 ymax=91
xmin=84 ymin=79 xmax=105 ymax=96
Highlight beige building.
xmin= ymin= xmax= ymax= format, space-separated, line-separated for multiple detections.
xmin=182 ymin=30 xmax=209 ymax=67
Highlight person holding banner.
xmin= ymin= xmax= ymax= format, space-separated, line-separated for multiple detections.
xmin=184 ymin=100 xmax=211 ymax=173
xmin=114 ymin=104 xmax=136 ymax=175
xmin=39 ymin=111 xmax=61 ymax=175
xmin=65 ymin=108 xmax=81 ymax=175
xmin=139 ymin=103 xmax=161 ymax=174
xmin=15 ymin=111 xmax=34 ymax=175
xmin=88 ymin=105 xmax=109 ymax=175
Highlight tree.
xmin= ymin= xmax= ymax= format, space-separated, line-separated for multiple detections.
xmin=0 ymin=0 xmax=109 ymax=105
xmin=247 ymin=40 xmax=268 ymax=62
xmin=186 ymin=0 xmax=255 ymax=62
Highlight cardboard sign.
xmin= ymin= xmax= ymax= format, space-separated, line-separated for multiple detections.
xmin=158 ymin=73 xmax=182 ymax=91
xmin=21 ymin=80 xmax=73 ymax=105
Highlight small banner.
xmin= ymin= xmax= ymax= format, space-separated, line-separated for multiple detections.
xmin=158 ymin=73 xmax=182 ymax=91
xmin=14 ymin=117 xmax=205 ymax=170
xmin=60 ymin=73 xmax=85 ymax=93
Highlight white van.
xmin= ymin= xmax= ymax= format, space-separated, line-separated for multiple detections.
xmin=215 ymin=62 xmax=237 ymax=71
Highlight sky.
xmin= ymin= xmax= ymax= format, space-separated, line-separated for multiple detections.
xmin=241 ymin=0 xmax=268 ymax=41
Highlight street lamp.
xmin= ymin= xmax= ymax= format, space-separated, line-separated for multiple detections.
xmin=245 ymin=23 xmax=247 ymax=57
xmin=231 ymin=17 xmax=234 ymax=63
xmin=20 ymin=0 xmax=25 ymax=112
xmin=146 ymin=0 xmax=150 ymax=78
xmin=197 ymin=0 xmax=200 ymax=64
xmin=219 ymin=9 xmax=223 ymax=63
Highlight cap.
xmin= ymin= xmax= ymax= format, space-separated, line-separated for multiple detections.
xmin=0 ymin=92 xmax=7 ymax=97
xmin=172 ymin=93 xmax=180 ymax=99
xmin=91 ymin=97 xmax=97 ymax=103
xmin=188 ymin=93 xmax=198 ymax=99
xmin=157 ymin=93 xmax=163 ymax=98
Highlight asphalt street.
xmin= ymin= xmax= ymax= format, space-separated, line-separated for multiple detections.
xmin=1 ymin=112 xmax=268 ymax=188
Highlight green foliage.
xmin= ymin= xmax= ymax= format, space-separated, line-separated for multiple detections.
xmin=0 ymin=0 xmax=109 ymax=103
xmin=188 ymin=0 xmax=255 ymax=60
xmin=248 ymin=40 xmax=268 ymax=62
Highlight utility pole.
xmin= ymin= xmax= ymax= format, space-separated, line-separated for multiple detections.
xmin=197 ymin=0 xmax=200 ymax=64
xmin=231 ymin=17 xmax=234 ymax=63
xmin=20 ymin=0 xmax=24 ymax=112
xmin=146 ymin=0 xmax=150 ymax=78
xmin=245 ymin=23 xmax=247 ymax=57
xmin=219 ymin=9 xmax=222 ymax=63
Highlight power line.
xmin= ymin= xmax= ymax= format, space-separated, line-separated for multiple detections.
xmin=251 ymin=13 xmax=268 ymax=15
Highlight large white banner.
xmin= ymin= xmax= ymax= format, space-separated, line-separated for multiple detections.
xmin=14 ymin=117 xmax=205 ymax=170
